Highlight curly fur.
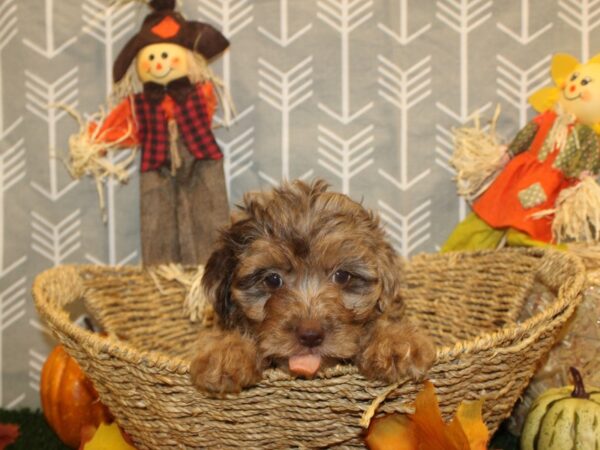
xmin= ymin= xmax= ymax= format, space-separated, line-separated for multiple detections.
xmin=190 ymin=180 xmax=435 ymax=394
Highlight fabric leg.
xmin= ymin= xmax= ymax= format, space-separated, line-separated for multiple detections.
xmin=175 ymin=152 xmax=230 ymax=266
xmin=140 ymin=168 xmax=180 ymax=266
xmin=505 ymin=228 xmax=566 ymax=249
xmin=441 ymin=212 xmax=506 ymax=252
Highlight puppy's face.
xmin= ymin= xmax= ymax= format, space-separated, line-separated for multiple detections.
xmin=203 ymin=180 xmax=403 ymax=375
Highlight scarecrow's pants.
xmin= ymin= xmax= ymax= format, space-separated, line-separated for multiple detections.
xmin=441 ymin=212 xmax=557 ymax=252
xmin=139 ymin=150 xmax=229 ymax=266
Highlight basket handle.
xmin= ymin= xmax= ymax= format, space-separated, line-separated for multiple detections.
xmin=33 ymin=265 xmax=86 ymax=315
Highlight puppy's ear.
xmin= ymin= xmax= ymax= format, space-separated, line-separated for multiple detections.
xmin=377 ymin=249 xmax=405 ymax=313
xmin=202 ymin=243 xmax=239 ymax=329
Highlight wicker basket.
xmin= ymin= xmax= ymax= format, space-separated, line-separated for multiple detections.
xmin=33 ymin=248 xmax=584 ymax=449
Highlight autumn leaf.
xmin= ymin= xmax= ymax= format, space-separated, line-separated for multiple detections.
xmin=0 ymin=423 xmax=19 ymax=449
xmin=365 ymin=381 xmax=489 ymax=450
xmin=79 ymin=422 xmax=137 ymax=450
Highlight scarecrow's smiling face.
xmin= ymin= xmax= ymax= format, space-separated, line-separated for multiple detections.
xmin=558 ymin=62 xmax=600 ymax=124
xmin=136 ymin=43 xmax=189 ymax=85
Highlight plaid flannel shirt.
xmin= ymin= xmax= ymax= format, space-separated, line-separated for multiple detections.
xmin=134 ymin=87 xmax=222 ymax=172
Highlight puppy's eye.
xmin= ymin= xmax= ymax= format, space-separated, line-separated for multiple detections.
xmin=571 ymin=72 xmax=579 ymax=81
xmin=333 ymin=270 xmax=352 ymax=285
xmin=581 ymin=77 xmax=592 ymax=86
xmin=264 ymin=273 xmax=283 ymax=289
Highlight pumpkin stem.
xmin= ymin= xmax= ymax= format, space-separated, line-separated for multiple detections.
xmin=570 ymin=366 xmax=590 ymax=399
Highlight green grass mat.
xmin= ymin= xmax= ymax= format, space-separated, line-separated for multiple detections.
xmin=0 ymin=409 xmax=68 ymax=449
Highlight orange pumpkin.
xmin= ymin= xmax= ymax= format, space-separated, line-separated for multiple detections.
xmin=40 ymin=345 xmax=112 ymax=448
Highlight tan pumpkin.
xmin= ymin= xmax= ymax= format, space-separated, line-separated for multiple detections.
xmin=40 ymin=345 xmax=112 ymax=448
xmin=521 ymin=367 xmax=600 ymax=450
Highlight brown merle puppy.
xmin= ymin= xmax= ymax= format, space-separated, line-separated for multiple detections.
xmin=190 ymin=180 xmax=435 ymax=394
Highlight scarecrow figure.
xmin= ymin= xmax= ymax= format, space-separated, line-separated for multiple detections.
xmin=70 ymin=0 xmax=231 ymax=266
xmin=443 ymin=53 xmax=600 ymax=251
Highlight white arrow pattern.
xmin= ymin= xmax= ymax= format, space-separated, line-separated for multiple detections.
xmin=258 ymin=0 xmax=312 ymax=47
xmin=0 ymin=0 xmax=16 ymax=54
xmin=317 ymin=0 xmax=374 ymax=124
xmin=378 ymin=200 xmax=432 ymax=257
xmin=378 ymin=55 xmax=432 ymax=191
xmin=558 ymin=0 xmax=600 ymax=61
xmin=435 ymin=122 xmax=469 ymax=221
xmin=219 ymin=125 xmax=254 ymax=195
xmin=0 ymin=277 xmax=26 ymax=406
xmin=26 ymin=68 xmax=79 ymax=201
xmin=29 ymin=349 xmax=45 ymax=393
xmin=0 ymin=0 xmax=20 ymax=140
xmin=199 ymin=0 xmax=254 ymax=124
xmin=318 ymin=125 xmax=374 ymax=194
xmin=83 ymin=0 xmax=138 ymax=265
xmin=497 ymin=54 xmax=551 ymax=126
xmin=436 ymin=0 xmax=493 ymax=122
xmin=258 ymin=56 xmax=314 ymax=182
xmin=31 ymin=210 xmax=81 ymax=265
xmin=0 ymin=136 xmax=26 ymax=278
xmin=23 ymin=0 xmax=77 ymax=58
xmin=378 ymin=0 xmax=431 ymax=45
xmin=497 ymin=0 xmax=553 ymax=44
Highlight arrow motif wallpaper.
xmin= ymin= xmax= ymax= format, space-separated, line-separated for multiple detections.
xmin=0 ymin=0 xmax=598 ymax=408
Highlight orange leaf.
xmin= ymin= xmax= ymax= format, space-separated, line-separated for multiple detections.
xmin=365 ymin=414 xmax=417 ymax=450
xmin=365 ymin=381 xmax=489 ymax=450
xmin=411 ymin=381 xmax=470 ymax=450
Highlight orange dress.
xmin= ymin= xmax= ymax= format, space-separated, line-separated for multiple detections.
xmin=472 ymin=110 xmax=599 ymax=243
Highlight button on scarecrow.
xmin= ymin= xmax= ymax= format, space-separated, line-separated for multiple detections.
xmin=443 ymin=53 xmax=600 ymax=251
xmin=68 ymin=0 xmax=231 ymax=266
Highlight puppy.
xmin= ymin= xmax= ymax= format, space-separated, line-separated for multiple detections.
xmin=190 ymin=180 xmax=435 ymax=394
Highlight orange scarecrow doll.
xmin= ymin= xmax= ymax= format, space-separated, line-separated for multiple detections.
xmin=443 ymin=53 xmax=600 ymax=251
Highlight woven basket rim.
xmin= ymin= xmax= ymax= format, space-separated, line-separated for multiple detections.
xmin=32 ymin=247 xmax=585 ymax=382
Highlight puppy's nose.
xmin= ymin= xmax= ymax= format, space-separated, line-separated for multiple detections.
xmin=297 ymin=321 xmax=324 ymax=347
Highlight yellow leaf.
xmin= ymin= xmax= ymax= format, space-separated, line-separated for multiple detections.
xmin=80 ymin=422 xmax=136 ymax=450
xmin=455 ymin=400 xmax=489 ymax=450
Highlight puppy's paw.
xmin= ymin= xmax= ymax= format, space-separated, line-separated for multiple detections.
xmin=190 ymin=331 xmax=262 ymax=394
xmin=356 ymin=321 xmax=435 ymax=383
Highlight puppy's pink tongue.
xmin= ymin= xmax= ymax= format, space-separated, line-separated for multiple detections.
xmin=289 ymin=354 xmax=322 ymax=378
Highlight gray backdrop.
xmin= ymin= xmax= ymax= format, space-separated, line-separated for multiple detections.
xmin=0 ymin=0 xmax=596 ymax=408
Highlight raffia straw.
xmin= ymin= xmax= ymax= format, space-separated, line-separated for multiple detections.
xmin=149 ymin=264 xmax=213 ymax=325
xmin=58 ymin=104 xmax=137 ymax=221
xmin=546 ymin=104 xmax=577 ymax=158
xmin=209 ymin=73 xmax=237 ymax=127
xmin=359 ymin=382 xmax=400 ymax=428
xmin=167 ymin=119 xmax=182 ymax=175
xmin=187 ymin=52 xmax=236 ymax=127
xmin=451 ymin=105 xmax=505 ymax=202
xmin=533 ymin=176 xmax=600 ymax=243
